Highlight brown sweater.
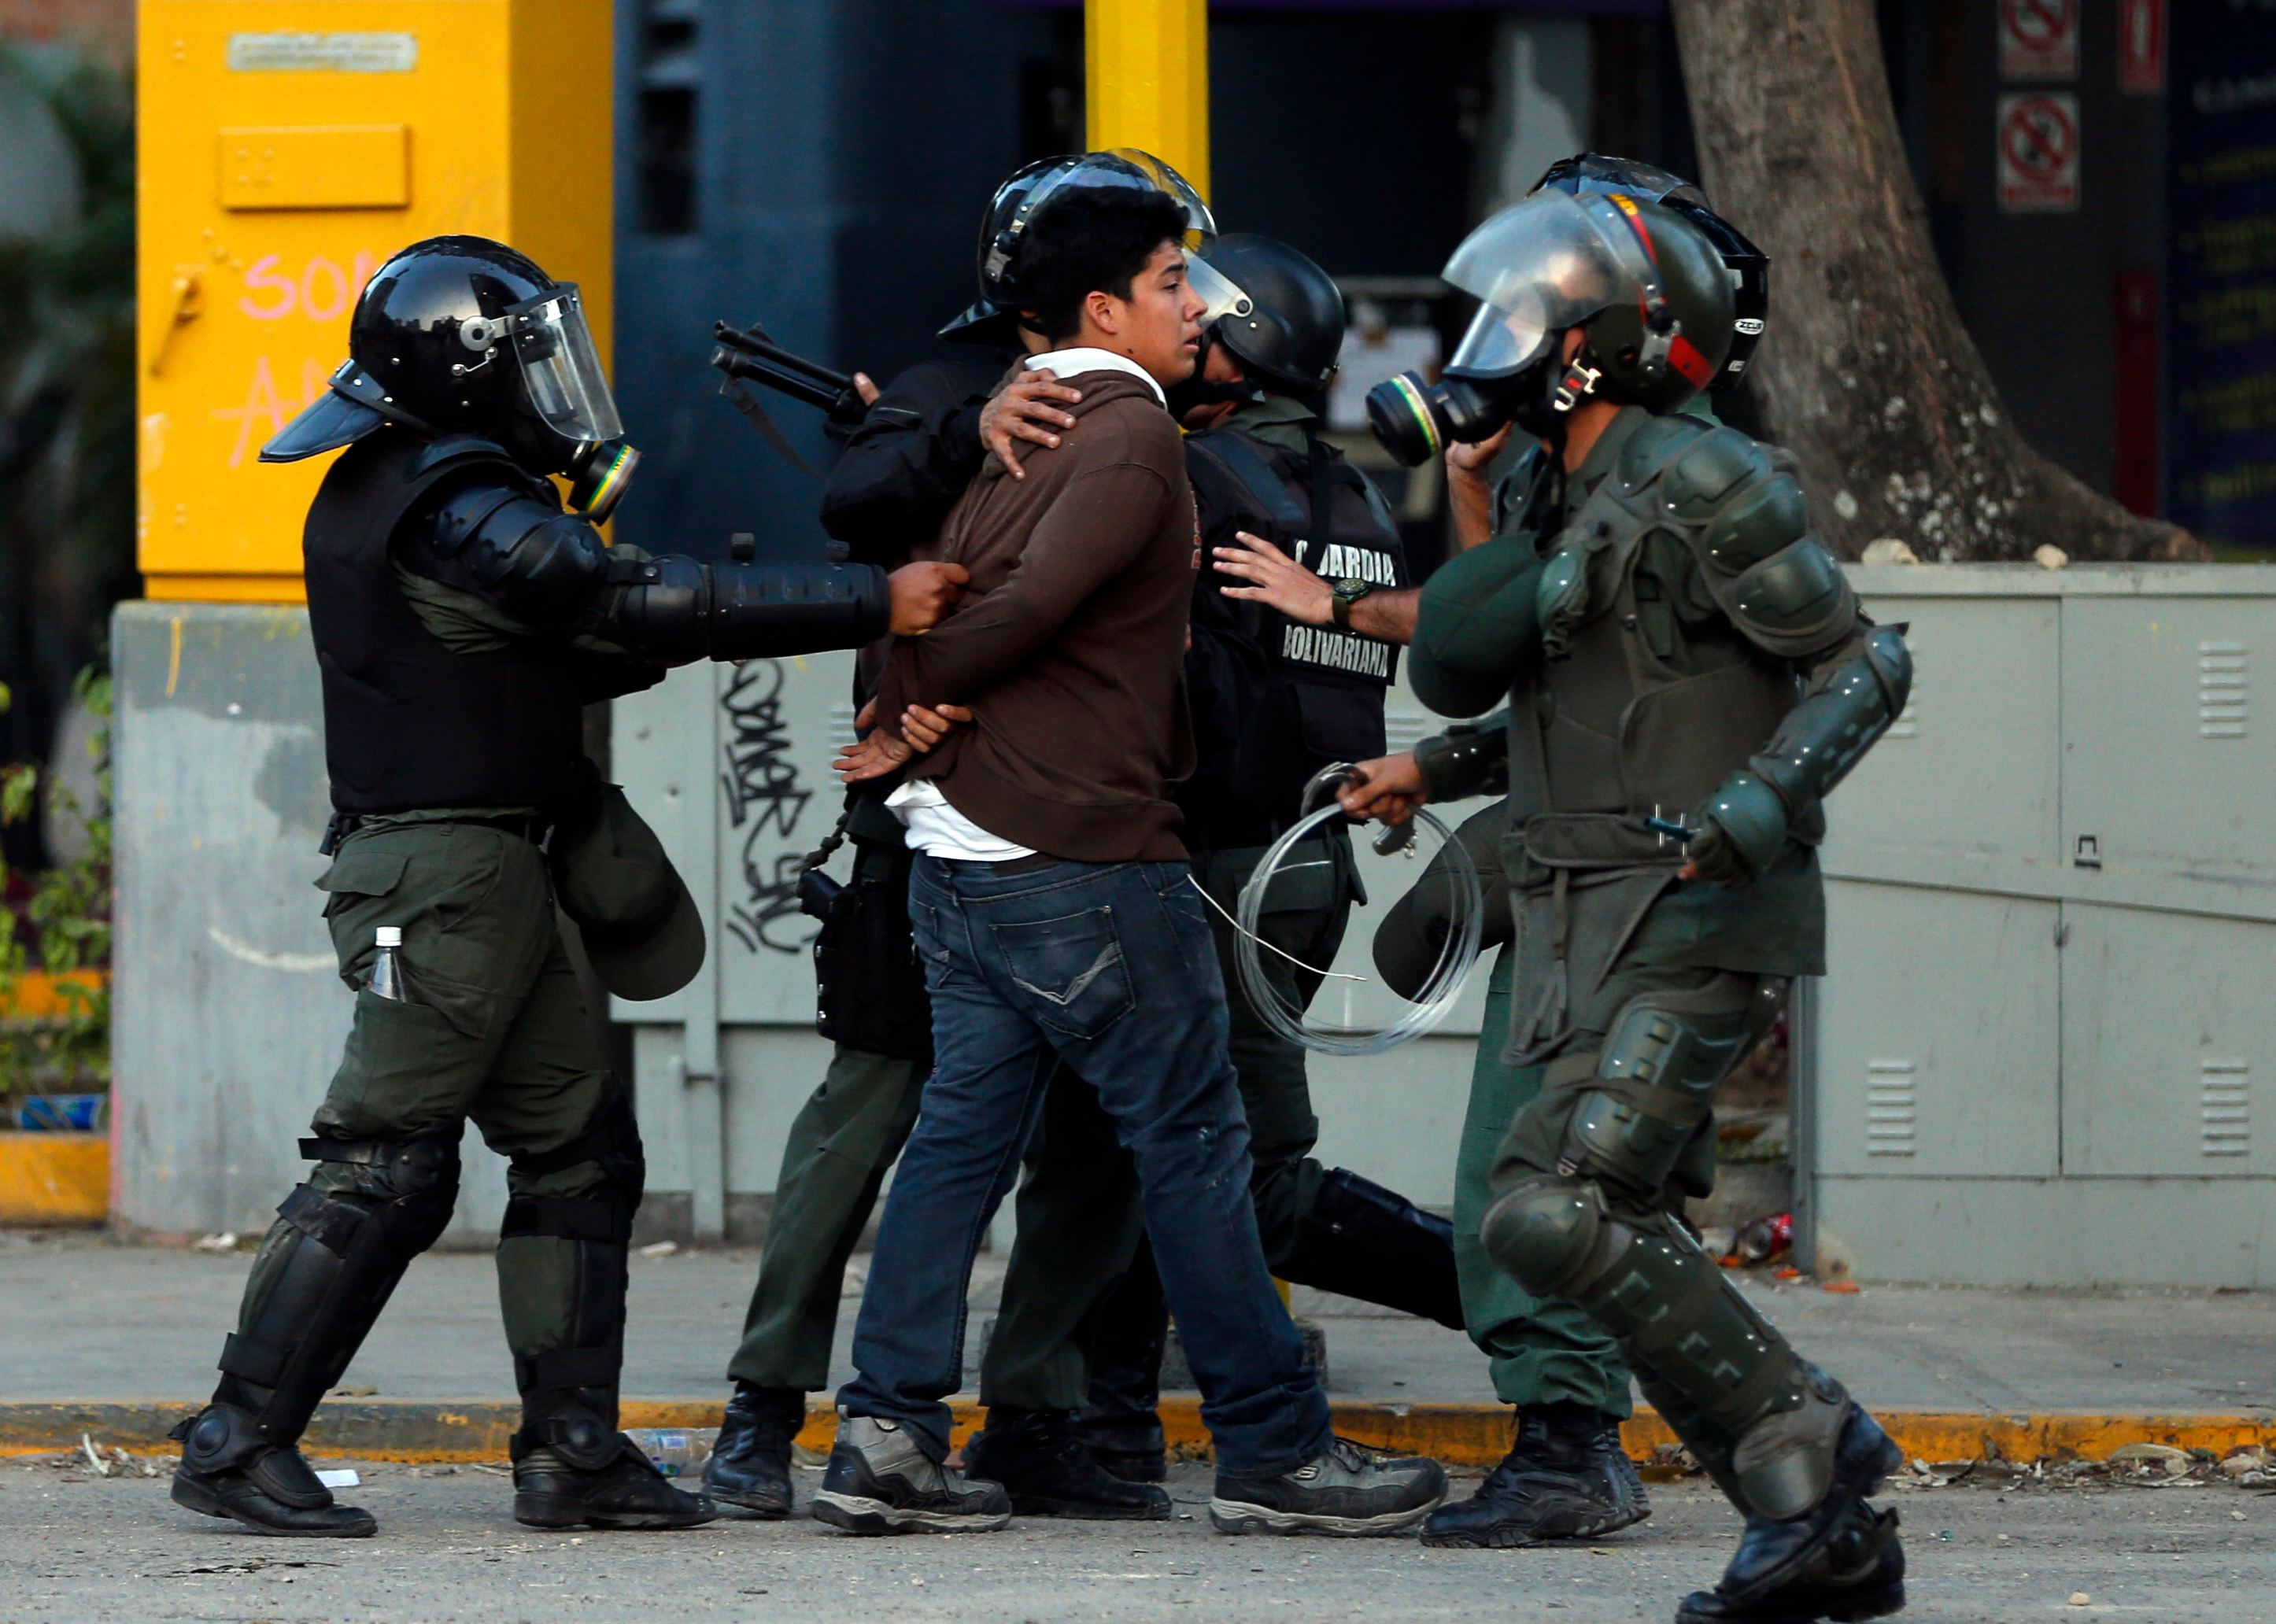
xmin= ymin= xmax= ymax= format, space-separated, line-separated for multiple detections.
xmin=871 ymin=367 xmax=1199 ymax=862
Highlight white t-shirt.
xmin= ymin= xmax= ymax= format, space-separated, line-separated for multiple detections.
xmin=884 ymin=348 xmax=1167 ymax=864
xmin=885 ymin=779 xmax=1036 ymax=862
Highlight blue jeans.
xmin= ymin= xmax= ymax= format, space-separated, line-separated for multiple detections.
xmin=837 ymin=854 xmax=1333 ymax=1478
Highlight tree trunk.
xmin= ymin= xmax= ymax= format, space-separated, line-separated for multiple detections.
xmin=1668 ymin=0 xmax=2200 ymax=562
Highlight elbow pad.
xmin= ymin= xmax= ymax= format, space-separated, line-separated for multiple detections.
xmin=601 ymin=555 xmax=892 ymax=663
xmin=1413 ymin=710 xmax=1513 ymax=805
xmin=429 ymin=484 xmax=609 ymax=633
xmin=1698 ymin=624 xmax=1913 ymax=874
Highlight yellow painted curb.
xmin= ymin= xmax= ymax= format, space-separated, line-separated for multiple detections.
xmin=3 ymin=1399 xmax=2269 ymax=1469
xmin=0 ymin=1132 xmax=108 ymax=1225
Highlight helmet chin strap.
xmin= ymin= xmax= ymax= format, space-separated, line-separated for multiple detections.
xmin=1165 ymin=330 xmax=1260 ymax=416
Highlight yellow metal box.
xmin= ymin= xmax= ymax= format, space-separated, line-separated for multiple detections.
xmin=137 ymin=1 xmax=612 ymax=601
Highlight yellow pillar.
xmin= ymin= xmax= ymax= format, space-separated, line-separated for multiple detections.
xmin=1085 ymin=0 xmax=1210 ymax=198
xmin=135 ymin=0 xmax=614 ymax=603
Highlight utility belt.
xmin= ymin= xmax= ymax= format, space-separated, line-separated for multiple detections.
xmin=320 ymin=808 xmax=554 ymax=856
xmin=1495 ymin=809 xmax=1822 ymax=1067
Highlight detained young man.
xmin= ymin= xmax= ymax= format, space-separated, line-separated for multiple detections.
xmin=811 ymin=185 xmax=1447 ymax=1538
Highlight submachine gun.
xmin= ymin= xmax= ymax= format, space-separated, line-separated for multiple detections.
xmin=708 ymin=319 xmax=868 ymax=476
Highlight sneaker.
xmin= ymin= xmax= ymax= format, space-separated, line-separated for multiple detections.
xmin=512 ymin=1436 xmax=717 ymax=1530
xmin=1210 ymin=1436 xmax=1447 ymax=1537
xmin=702 ymin=1383 xmax=804 ymax=1518
xmin=811 ymin=1414 xmax=1013 ymax=1535
xmin=168 ymin=1406 xmax=377 ymax=1538
xmin=1716 ymin=1408 xmax=1905 ymax=1607
xmin=963 ymin=1407 xmax=1171 ymax=1520
xmin=1677 ymin=1505 xmax=1905 ymax=1623
xmin=1421 ymin=1403 xmax=1650 ymax=1548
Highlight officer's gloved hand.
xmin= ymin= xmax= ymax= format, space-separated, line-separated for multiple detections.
xmin=1681 ymin=770 xmax=1790 ymax=890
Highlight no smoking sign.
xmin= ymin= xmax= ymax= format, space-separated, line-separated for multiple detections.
xmin=1997 ymin=91 xmax=2080 ymax=213
xmin=1999 ymin=0 xmax=2078 ymax=81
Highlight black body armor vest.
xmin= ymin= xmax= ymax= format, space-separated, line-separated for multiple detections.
xmin=303 ymin=431 xmax=591 ymax=816
xmin=1182 ymin=426 xmax=1408 ymax=848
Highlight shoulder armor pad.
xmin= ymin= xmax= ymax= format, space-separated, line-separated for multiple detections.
xmin=1731 ymin=537 xmax=1851 ymax=652
xmin=1656 ymin=424 xmax=1776 ymax=524
xmin=429 ymin=481 xmax=541 ymax=559
xmin=1613 ymin=412 xmax=1715 ymax=496
xmin=1699 ymin=469 xmax=1811 ymax=574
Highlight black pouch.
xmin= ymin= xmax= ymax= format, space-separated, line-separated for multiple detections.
xmin=811 ymin=872 xmax=934 ymax=1065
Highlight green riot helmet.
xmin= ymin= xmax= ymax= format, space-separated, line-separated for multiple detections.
xmin=1532 ymin=152 xmax=1769 ymax=393
xmin=940 ymin=148 xmax=1237 ymax=341
xmin=1368 ymin=190 xmax=1731 ymax=465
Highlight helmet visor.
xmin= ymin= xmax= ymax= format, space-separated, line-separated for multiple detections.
xmin=506 ymin=284 xmax=623 ymax=444
xmin=1017 ymin=150 xmax=1217 ymax=247
xmin=1442 ymin=190 xmax=1631 ymax=377
xmin=1184 ymin=252 xmax=1254 ymax=327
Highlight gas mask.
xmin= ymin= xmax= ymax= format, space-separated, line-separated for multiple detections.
xmin=567 ymin=437 xmax=641 ymax=525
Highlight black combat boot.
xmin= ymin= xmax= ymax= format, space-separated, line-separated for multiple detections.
xmin=963 ymin=1406 xmax=1172 ymax=1519
xmin=169 ymin=1404 xmax=377 ymax=1537
xmin=1677 ymin=1504 xmax=1905 ymax=1623
xmin=1712 ymin=1407 xmax=1905 ymax=1608
xmin=1071 ymin=1244 xmax=1171 ymax=1483
xmin=511 ymin=1415 xmax=715 ymax=1530
xmin=1421 ymin=1401 xmax=1650 ymax=1548
xmin=702 ymin=1382 xmax=805 ymax=1517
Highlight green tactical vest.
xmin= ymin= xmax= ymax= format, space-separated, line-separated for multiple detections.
xmin=1494 ymin=411 xmax=1823 ymax=1062
xmin=1504 ymin=412 xmax=1816 ymax=872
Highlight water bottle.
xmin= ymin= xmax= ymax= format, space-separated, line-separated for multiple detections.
xmin=623 ymin=1427 xmax=717 ymax=1478
xmin=370 ymin=926 xmax=408 ymax=1002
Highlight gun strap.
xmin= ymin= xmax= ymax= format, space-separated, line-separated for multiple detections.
xmin=719 ymin=377 xmax=829 ymax=480
xmin=799 ymin=806 xmax=855 ymax=874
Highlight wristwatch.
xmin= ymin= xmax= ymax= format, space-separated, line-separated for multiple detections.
xmin=1329 ymin=577 xmax=1376 ymax=630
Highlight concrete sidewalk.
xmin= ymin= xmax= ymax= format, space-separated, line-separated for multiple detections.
xmin=5 ymin=1228 xmax=2272 ymax=1463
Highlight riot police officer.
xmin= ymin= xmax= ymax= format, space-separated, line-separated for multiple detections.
xmin=956 ymin=233 xmax=1473 ymax=1511
xmin=166 ymin=235 xmax=962 ymax=1539
xmin=1341 ymin=190 xmax=1912 ymax=1622
xmin=1367 ymin=153 xmax=1775 ymax=1552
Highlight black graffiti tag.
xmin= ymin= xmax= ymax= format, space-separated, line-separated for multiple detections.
xmin=719 ymin=661 xmax=815 ymax=954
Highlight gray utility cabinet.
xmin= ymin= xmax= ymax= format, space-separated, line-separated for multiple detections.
xmin=1801 ymin=564 xmax=2276 ymax=1287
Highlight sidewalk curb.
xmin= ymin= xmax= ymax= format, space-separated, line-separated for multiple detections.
xmin=5 ymin=1400 xmax=2270 ymax=1468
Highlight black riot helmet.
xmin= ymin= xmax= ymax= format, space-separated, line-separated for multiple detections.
xmin=940 ymin=149 xmax=1225 ymax=342
xmin=262 ymin=235 xmax=639 ymax=520
xmin=1532 ymin=153 xmax=1768 ymax=393
xmin=1192 ymin=234 xmax=1347 ymax=399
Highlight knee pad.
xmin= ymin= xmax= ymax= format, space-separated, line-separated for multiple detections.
xmin=508 ymin=1083 xmax=645 ymax=1236
xmin=1557 ymin=978 xmax=1784 ymax=1199
xmin=1479 ymin=1173 xmax=1631 ymax=1301
xmin=291 ymin=1117 xmax=464 ymax=1261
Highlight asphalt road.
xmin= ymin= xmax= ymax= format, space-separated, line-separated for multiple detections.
xmin=6 ymin=1455 xmax=2273 ymax=1624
